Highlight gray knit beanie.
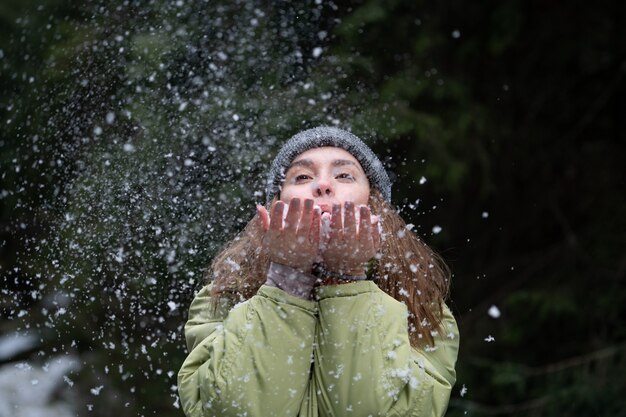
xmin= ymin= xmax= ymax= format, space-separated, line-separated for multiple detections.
xmin=265 ymin=126 xmax=391 ymax=204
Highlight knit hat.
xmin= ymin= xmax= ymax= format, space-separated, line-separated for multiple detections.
xmin=265 ymin=126 xmax=391 ymax=204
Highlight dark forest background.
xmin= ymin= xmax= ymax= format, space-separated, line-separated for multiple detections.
xmin=1 ymin=0 xmax=625 ymax=416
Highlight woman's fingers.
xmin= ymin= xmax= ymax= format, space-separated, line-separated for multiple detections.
xmin=261 ymin=198 xmax=323 ymax=272
xmin=330 ymin=203 xmax=343 ymax=239
xmin=298 ymin=199 xmax=314 ymax=236
xmin=309 ymin=207 xmax=321 ymax=245
xmin=358 ymin=205 xmax=372 ymax=245
xmin=265 ymin=200 xmax=377 ymax=272
xmin=256 ymin=204 xmax=270 ymax=232
xmin=343 ymin=201 xmax=357 ymax=238
xmin=268 ymin=200 xmax=285 ymax=236
xmin=320 ymin=205 xmax=379 ymax=273
xmin=371 ymin=215 xmax=381 ymax=251
xmin=284 ymin=198 xmax=302 ymax=235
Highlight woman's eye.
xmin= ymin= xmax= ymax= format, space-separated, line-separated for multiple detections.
xmin=337 ymin=173 xmax=354 ymax=180
xmin=295 ymin=174 xmax=311 ymax=182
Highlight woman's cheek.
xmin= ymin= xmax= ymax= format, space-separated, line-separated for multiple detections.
xmin=341 ymin=187 xmax=369 ymax=206
xmin=280 ymin=184 xmax=301 ymax=201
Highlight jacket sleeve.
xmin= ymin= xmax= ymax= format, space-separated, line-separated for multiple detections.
xmin=313 ymin=281 xmax=459 ymax=417
xmin=177 ymin=284 xmax=318 ymax=417
xmin=183 ymin=284 xmax=233 ymax=353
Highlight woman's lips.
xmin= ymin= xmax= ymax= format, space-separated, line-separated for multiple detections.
xmin=317 ymin=203 xmax=333 ymax=213
xmin=318 ymin=204 xmax=333 ymax=213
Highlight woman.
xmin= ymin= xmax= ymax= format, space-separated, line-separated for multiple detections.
xmin=178 ymin=126 xmax=459 ymax=417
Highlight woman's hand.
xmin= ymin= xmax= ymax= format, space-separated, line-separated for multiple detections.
xmin=257 ymin=198 xmax=321 ymax=273
xmin=321 ymin=201 xmax=380 ymax=275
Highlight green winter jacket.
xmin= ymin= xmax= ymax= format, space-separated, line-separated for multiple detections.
xmin=178 ymin=281 xmax=459 ymax=417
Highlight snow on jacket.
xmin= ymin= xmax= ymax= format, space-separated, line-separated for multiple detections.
xmin=177 ymin=281 xmax=459 ymax=417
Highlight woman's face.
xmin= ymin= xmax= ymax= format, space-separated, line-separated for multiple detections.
xmin=279 ymin=146 xmax=370 ymax=212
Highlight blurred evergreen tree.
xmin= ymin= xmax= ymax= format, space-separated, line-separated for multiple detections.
xmin=1 ymin=0 xmax=625 ymax=416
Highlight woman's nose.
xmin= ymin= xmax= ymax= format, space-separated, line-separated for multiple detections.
xmin=313 ymin=178 xmax=333 ymax=197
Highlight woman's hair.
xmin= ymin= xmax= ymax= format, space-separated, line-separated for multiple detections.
xmin=208 ymin=189 xmax=451 ymax=347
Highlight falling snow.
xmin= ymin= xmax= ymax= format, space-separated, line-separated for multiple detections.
xmin=312 ymin=47 xmax=323 ymax=58
xmin=488 ymin=305 xmax=501 ymax=318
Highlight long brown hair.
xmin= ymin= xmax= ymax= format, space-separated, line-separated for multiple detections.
xmin=209 ymin=189 xmax=451 ymax=347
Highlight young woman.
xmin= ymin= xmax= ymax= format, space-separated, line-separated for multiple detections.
xmin=178 ymin=126 xmax=459 ymax=417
